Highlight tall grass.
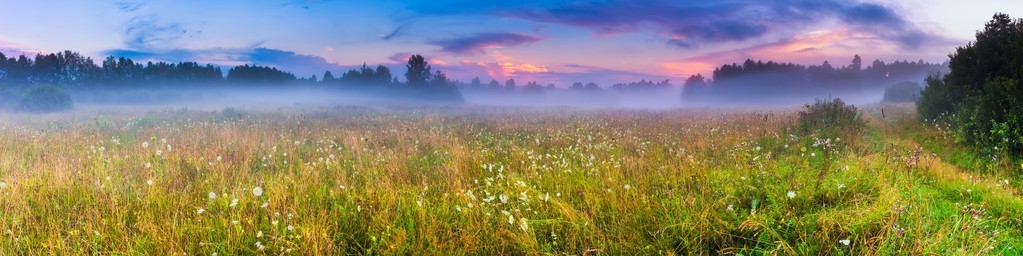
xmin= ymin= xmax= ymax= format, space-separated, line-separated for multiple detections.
xmin=0 ymin=105 xmax=1017 ymax=254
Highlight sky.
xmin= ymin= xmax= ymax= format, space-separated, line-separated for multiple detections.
xmin=0 ymin=0 xmax=1020 ymax=86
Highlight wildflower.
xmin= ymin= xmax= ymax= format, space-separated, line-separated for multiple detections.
xmin=727 ymin=204 xmax=734 ymax=211
xmin=155 ymin=150 xmax=162 ymax=156
xmin=755 ymin=146 xmax=761 ymax=151
xmin=0 ymin=182 xmax=7 ymax=189
xmin=257 ymin=231 xmax=263 ymax=237
xmin=197 ymin=208 xmax=205 ymax=215
xmin=142 ymin=142 xmax=149 ymax=148
xmin=208 ymin=192 xmax=217 ymax=199
xmin=146 ymin=179 xmax=153 ymax=186
xmin=508 ymin=214 xmax=515 ymax=225
xmin=838 ymin=184 xmax=846 ymax=189
xmin=252 ymin=187 xmax=264 ymax=197
xmin=216 ymin=156 xmax=222 ymax=162
xmin=230 ymin=198 xmax=239 ymax=207
xmin=145 ymin=162 xmax=152 ymax=169
xmin=787 ymin=191 xmax=796 ymax=199
xmin=287 ymin=225 xmax=294 ymax=231
xmin=519 ymin=218 xmax=529 ymax=231
xmin=811 ymin=152 xmax=816 ymax=157
xmin=624 ymin=184 xmax=631 ymax=190
xmin=261 ymin=202 xmax=269 ymax=208
xmin=255 ymin=241 xmax=265 ymax=251
xmin=839 ymin=239 xmax=850 ymax=246
xmin=499 ymin=195 xmax=509 ymax=204
xmin=232 ymin=220 xmax=239 ymax=225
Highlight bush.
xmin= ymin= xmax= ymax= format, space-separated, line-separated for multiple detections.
xmin=797 ymin=98 xmax=864 ymax=136
xmin=19 ymin=85 xmax=73 ymax=113
xmin=915 ymin=13 xmax=1023 ymax=156
xmin=883 ymin=81 xmax=922 ymax=103
xmin=916 ymin=74 xmax=956 ymax=121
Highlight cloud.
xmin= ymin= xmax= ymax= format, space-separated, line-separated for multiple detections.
xmin=0 ymin=39 xmax=44 ymax=57
xmin=123 ymin=16 xmax=191 ymax=50
xmin=387 ymin=52 xmax=414 ymax=63
xmin=114 ymin=2 xmax=144 ymax=12
xmin=407 ymin=0 xmax=944 ymax=50
xmin=102 ymin=47 xmax=350 ymax=77
xmin=381 ymin=23 xmax=410 ymax=40
xmin=430 ymin=33 xmax=543 ymax=55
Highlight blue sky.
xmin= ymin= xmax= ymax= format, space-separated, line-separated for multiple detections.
xmin=0 ymin=0 xmax=1019 ymax=85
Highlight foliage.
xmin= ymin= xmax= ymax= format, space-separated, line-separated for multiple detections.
xmin=18 ymin=84 xmax=72 ymax=113
xmin=226 ymin=65 xmax=297 ymax=84
xmin=0 ymin=106 xmax=1021 ymax=254
xmin=680 ymin=56 xmax=946 ymax=101
xmin=404 ymin=55 xmax=432 ymax=85
xmin=916 ymin=13 xmax=1023 ymax=156
xmin=882 ymin=81 xmax=922 ymax=102
xmin=796 ymin=98 xmax=864 ymax=137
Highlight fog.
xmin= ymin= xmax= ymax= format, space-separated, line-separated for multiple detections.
xmin=50 ymin=79 xmax=920 ymax=113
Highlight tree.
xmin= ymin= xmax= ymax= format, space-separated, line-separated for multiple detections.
xmin=850 ymin=54 xmax=862 ymax=71
xmin=917 ymin=13 xmax=1023 ymax=155
xmin=322 ymin=71 xmax=336 ymax=83
xmin=470 ymin=77 xmax=482 ymax=89
xmin=405 ymin=55 xmax=431 ymax=85
xmin=488 ymin=79 xmax=500 ymax=89
xmin=505 ymin=78 xmax=516 ymax=90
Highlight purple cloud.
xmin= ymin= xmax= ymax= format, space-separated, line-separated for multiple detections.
xmin=479 ymin=0 xmax=943 ymax=49
xmin=430 ymin=33 xmax=543 ymax=55
xmin=103 ymin=47 xmax=351 ymax=78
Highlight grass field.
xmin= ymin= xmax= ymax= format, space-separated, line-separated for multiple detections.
xmin=0 ymin=104 xmax=1020 ymax=254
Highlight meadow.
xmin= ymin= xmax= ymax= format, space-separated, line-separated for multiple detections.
xmin=0 ymin=104 xmax=1020 ymax=255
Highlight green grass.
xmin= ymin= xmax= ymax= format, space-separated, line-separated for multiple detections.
xmin=0 ymin=105 xmax=1018 ymax=254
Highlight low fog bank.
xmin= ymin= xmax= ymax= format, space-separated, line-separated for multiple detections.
xmin=56 ymin=79 xmax=917 ymax=112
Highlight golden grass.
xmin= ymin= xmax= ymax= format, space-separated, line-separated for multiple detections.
xmin=0 ymin=105 xmax=1017 ymax=254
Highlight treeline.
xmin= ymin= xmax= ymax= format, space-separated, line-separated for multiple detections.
xmin=457 ymin=77 xmax=673 ymax=95
xmin=681 ymin=55 xmax=947 ymax=102
xmin=0 ymin=50 xmax=464 ymax=105
xmin=918 ymin=13 xmax=1023 ymax=156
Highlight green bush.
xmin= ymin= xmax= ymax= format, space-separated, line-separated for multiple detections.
xmin=19 ymin=85 xmax=73 ymax=113
xmin=797 ymin=98 xmax=864 ymax=137
xmin=882 ymin=81 xmax=922 ymax=103
xmin=915 ymin=13 xmax=1023 ymax=156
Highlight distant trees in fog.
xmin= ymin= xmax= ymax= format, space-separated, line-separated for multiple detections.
xmin=226 ymin=65 xmax=297 ymax=84
xmin=680 ymin=55 xmax=947 ymax=103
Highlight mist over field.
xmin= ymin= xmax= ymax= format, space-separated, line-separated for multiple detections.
xmin=2 ymin=0 xmax=1023 ymax=255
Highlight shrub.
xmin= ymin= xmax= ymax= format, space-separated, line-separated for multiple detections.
xmin=797 ymin=98 xmax=864 ymax=137
xmin=915 ymin=13 xmax=1023 ymax=156
xmin=882 ymin=81 xmax=922 ymax=103
xmin=19 ymin=85 xmax=73 ymax=113
xmin=916 ymin=74 xmax=956 ymax=121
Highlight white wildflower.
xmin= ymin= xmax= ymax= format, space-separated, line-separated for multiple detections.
xmin=787 ymin=191 xmax=796 ymax=199
xmin=252 ymin=187 xmax=263 ymax=197
xmin=208 ymin=192 xmax=217 ymax=199
xmin=197 ymin=208 xmax=205 ymax=215
xmin=230 ymin=198 xmax=239 ymax=207
xmin=146 ymin=179 xmax=153 ymax=186
xmin=839 ymin=239 xmax=850 ymax=246
xmin=142 ymin=142 xmax=149 ymax=148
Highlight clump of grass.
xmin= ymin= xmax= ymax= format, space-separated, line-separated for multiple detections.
xmin=796 ymin=97 xmax=864 ymax=138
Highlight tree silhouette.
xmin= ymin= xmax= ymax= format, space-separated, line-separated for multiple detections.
xmin=405 ymin=55 xmax=431 ymax=85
